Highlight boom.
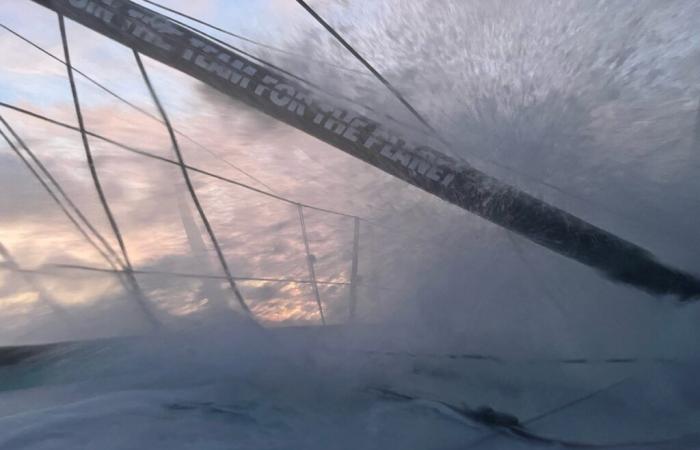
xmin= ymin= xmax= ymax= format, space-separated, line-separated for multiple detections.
xmin=30 ymin=0 xmax=700 ymax=300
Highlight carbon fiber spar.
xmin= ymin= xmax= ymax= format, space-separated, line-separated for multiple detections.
xmin=30 ymin=0 xmax=700 ymax=300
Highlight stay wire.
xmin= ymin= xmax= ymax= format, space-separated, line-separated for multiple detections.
xmin=295 ymin=0 xmax=437 ymax=135
xmin=133 ymin=50 xmax=251 ymax=314
xmin=58 ymin=14 xmax=159 ymax=329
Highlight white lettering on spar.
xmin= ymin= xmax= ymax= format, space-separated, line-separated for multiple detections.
xmin=66 ymin=0 xmax=456 ymax=188
xmin=125 ymin=8 xmax=184 ymax=52
xmin=66 ymin=1 xmax=182 ymax=52
xmin=67 ymin=0 xmax=116 ymax=24
xmin=363 ymin=131 xmax=455 ymax=186
xmin=254 ymin=75 xmax=308 ymax=117
xmin=182 ymin=37 xmax=259 ymax=90
xmin=180 ymin=32 xmax=455 ymax=186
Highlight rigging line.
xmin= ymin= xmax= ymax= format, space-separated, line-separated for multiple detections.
xmin=526 ymin=377 xmax=633 ymax=425
xmin=58 ymin=14 xmax=159 ymax=329
xmin=137 ymin=0 xmax=371 ymax=78
xmin=0 ymin=263 xmax=354 ymax=288
xmin=464 ymin=376 xmax=633 ymax=449
xmin=376 ymin=381 xmax=688 ymax=449
xmin=134 ymin=50 xmax=250 ymax=314
xmin=59 ymin=15 xmax=131 ymax=272
xmin=46 ymin=265 xmax=399 ymax=292
xmin=24 ymin=263 xmax=398 ymax=292
xmin=0 ymin=22 xmax=275 ymax=194
xmin=295 ymin=0 xmax=437 ymax=135
xmin=0 ymin=120 xmax=121 ymax=272
xmin=0 ymin=102 xmax=364 ymax=220
xmin=297 ymin=205 xmax=326 ymax=325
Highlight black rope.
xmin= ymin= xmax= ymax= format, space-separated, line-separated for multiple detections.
xmin=0 ymin=22 xmax=275 ymax=194
xmin=59 ymin=15 xmax=131 ymax=274
xmin=295 ymin=0 xmax=437 ymax=135
xmin=58 ymin=14 xmax=159 ymax=329
xmin=133 ymin=50 xmax=250 ymax=314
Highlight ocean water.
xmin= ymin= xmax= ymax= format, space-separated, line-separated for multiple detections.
xmin=2 ymin=323 xmax=700 ymax=449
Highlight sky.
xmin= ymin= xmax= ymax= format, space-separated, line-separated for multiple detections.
xmin=0 ymin=0 xmax=444 ymax=340
xmin=1 ymin=0 xmax=700 ymax=355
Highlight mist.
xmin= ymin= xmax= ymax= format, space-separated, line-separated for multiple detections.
xmin=1 ymin=0 xmax=700 ymax=448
